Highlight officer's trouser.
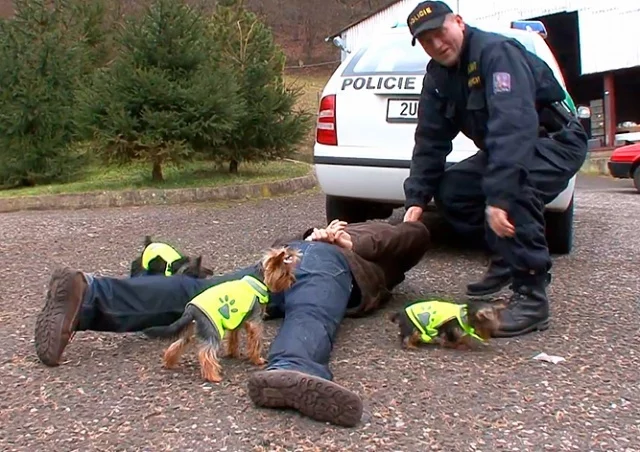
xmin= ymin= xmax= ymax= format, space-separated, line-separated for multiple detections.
xmin=433 ymin=119 xmax=588 ymax=275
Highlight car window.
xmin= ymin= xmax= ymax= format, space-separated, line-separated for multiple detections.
xmin=341 ymin=30 xmax=538 ymax=78
xmin=341 ymin=34 xmax=429 ymax=76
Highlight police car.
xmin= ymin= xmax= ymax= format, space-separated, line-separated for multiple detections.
xmin=314 ymin=20 xmax=590 ymax=254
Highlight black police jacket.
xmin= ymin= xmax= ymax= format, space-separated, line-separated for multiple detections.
xmin=403 ymin=25 xmax=568 ymax=211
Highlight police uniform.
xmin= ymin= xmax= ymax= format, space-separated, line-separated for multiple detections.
xmin=403 ymin=1 xmax=588 ymax=337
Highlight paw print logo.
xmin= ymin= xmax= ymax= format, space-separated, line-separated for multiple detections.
xmin=218 ymin=294 xmax=238 ymax=320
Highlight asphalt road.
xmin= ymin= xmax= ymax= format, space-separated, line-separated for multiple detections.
xmin=0 ymin=174 xmax=638 ymax=451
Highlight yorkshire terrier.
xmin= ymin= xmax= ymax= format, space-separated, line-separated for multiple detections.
xmin=143 ymin=246 xmax=301 ymax=383
xmin=130 ymin=235 xmax=213 ymax=278
xmin=389 ymin=298 xmax=505 ymax=350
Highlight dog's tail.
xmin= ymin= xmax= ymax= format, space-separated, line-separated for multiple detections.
xmin=143 ymin=310 xmax=195 ymax=339
xmin=388 ymin=311 xmax=401 ymax=324
xmin=143 ymin=235 xmax=153 ymax=247
xmin=261 ymin=246 xmax=302 ymax=293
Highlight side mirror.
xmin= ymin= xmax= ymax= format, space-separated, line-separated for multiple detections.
xmin=332 ymin=36 xmax=351 ymax=54
xmin=577 ymin=106 xmax=591 ymax=119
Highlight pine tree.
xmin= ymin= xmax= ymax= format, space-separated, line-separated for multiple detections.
xmin=75 ymin=0 xmax=244 ymax=181
xmin=0 ymin=0 xmax=99 ymax=187
xmin=210 ymin=0 xmax=312 ymax=173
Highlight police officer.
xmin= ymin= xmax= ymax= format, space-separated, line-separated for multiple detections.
xmin=402 ymin=1 xmax=588 ymax=337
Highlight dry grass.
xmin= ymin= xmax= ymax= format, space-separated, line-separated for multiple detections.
xmin=285 ymin=69 xmax=333 ymax=163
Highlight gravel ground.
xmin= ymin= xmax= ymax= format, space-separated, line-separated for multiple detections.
xmin=1 ymin=175 xmax=638 ymax=451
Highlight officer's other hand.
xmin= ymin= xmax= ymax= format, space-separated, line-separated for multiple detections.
xmin=486 ymin=206 xmax=515 ymax=238
xmin=403 ymin=206 xmax=423 ymax=222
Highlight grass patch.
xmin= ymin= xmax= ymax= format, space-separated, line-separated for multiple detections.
xmin=285 ymin=70 xmax=332 ymax=163
xmin=0 ymin=159 xmax=310 ymax=198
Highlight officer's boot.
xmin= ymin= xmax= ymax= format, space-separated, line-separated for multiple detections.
xmin=466 ymin=255 xmax=512 ymax=297
xmin=492 ymin=271 xmax=551 ymax=338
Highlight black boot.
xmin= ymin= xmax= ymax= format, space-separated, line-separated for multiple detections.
xmin=492 ymin=272 xmax=550 ymax=338
xmin=466 ymin=255 xmax=512 ymax=297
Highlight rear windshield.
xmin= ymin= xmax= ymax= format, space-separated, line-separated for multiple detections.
xmin=341 ymin=34 xmax=429 ymax=76
xmin=341 ymin=30 xmax=536 ymax=77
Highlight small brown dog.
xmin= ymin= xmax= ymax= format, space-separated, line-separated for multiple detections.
xmin=143 ymin=247 xmax=301 ymax=382
xmin=389 ymin=299 xmax=505 ymax=350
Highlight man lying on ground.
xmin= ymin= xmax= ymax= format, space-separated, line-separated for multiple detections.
xmin=34 ymin=219 xmax=431 ymax=428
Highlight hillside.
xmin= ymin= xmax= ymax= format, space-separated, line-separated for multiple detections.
xmin=0 ymin=0 xmax=396 ymax=66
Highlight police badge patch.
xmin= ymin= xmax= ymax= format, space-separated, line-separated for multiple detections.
xmin=492 ymin=72 xmax=511 ymax=93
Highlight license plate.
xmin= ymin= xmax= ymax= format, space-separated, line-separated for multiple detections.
xmin=386 ymin=99 xmax=419 ymax=123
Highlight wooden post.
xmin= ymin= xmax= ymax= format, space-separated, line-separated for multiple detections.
xmin=603 ymin=72 xmax=616 ymax=147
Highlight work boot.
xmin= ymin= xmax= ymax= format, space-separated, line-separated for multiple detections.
xmin=34 ymin=268 xmax=87 ymax=366
xmin=247 ymin=369 xmax=363 ymax=427
xmin=466 ymin=255 xmax=512 ymax=297
xmin=492 ymin=272 xmax=550 ymax=338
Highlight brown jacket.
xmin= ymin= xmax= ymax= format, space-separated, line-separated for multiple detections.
xmin=272 ymin=221 xmax=431 ymax=317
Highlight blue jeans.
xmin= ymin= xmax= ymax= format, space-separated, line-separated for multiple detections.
xmin=77 ymin=241 xmax=354 ymax=381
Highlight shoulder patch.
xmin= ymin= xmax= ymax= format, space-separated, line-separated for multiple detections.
xmin=492 ymin=72 xmax=511 ymax=93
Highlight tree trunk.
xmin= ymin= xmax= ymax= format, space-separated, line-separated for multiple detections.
xmin=229 ymin=160 xmax=239 ymax=173
xmin=152 ymin=160 xmax=163 ymax=182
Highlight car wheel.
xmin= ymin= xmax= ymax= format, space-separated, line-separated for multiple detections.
xmin=325 ymin=195 xmax=394 ymax=224
xmin=633 ymin=166 xmax=640 ymax=192
xmin=544 ymin=195 xmax=574 ymax=255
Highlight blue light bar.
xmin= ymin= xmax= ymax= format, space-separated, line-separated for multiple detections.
xmin=510 ymin=20 xmax=548 ymax=38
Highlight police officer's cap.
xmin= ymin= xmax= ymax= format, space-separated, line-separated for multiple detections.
xmin=407 ymin=1 xmax=454 ymax=46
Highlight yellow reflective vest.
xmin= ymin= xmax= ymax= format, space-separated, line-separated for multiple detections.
xmin=187 ymin=275 xmax=269 ymax=339
xmin=405 ymin=300 xmax=483 ymax=343
xmin=141 ymin=242 xmax=183 ymax=276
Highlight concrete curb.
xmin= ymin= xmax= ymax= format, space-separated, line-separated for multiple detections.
xmin=579 ymin=151 xmax=613 ymax=176
xmin=580 ymin=157 xmax=610 ymax=176
xmin=0 ymin=168 xmax=318 ymax=213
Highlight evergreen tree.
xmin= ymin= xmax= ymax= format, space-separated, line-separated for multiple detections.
xmin=0 ymin=0 xmax=99 ymax=187
xmin=210 ymin=0 xmax=312 ymax=173
xmin=75 ymin=0 xmax=243 ymax=181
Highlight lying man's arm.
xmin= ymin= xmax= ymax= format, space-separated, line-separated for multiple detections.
xmin=348 ymin=221 xmax=431 ymax=268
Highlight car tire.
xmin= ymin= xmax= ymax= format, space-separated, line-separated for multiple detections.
xmin=325 ymin=195 xmax=394 ymax=224
xmin=544 ymin=195 xmax=574 ymax=255
xmin=633 ymin=166 xmax=640 ymax=192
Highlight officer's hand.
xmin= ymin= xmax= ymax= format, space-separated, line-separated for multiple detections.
xmin=486 ymin=206 xmax=515 ymax=238
xmin=403 ymin=206 xmax=424 ymax=222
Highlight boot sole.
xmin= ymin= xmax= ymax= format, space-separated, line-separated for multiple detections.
xmin=247 ymin=370 xmax=363 ymax=427
xmin=34 ymin=268 xmax=83 ymax=367
xmin=492 ymin=318 xmax=550 ymax=338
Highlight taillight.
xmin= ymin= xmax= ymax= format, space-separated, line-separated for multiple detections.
xmin=316 ymin=94 xmax=337 ymax=146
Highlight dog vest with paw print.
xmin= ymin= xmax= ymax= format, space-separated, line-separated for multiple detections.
xmin=405 ymin=300 xmax=483 ymax=344
xmin=142 ymin=242 xmax=183 ymax=276
xmin=187 ymin=275 xmax=269 ymax=339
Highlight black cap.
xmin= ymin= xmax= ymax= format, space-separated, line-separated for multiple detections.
xmin=407 ymin=1 xmax=453 ymax=46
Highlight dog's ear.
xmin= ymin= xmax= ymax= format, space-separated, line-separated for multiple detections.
xmin=473 ymin=304 xmax=499 ymax=323
xmin=388 ymin=311 xmax=400 ymax=324
xmin=282 ymin=247 xmax=301 ymax=265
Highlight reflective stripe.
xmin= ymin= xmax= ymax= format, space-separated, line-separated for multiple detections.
xmin=242 ymin=275 xmax=269 ymax=301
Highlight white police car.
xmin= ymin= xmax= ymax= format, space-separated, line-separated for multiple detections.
xmin=313 ymin=20 xmax=590 ymax=254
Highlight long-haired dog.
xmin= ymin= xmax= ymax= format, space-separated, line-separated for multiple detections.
xmin=389 ymin=298 xmax=505 ymax=350
xmin=130 ymin=235 xmax=213 ymax=278
xmin=143 ymin=246 xmax=301 ymax=382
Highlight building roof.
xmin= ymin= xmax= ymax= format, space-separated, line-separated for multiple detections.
xmin=325 ymin=0 xmax=402 ymax=41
